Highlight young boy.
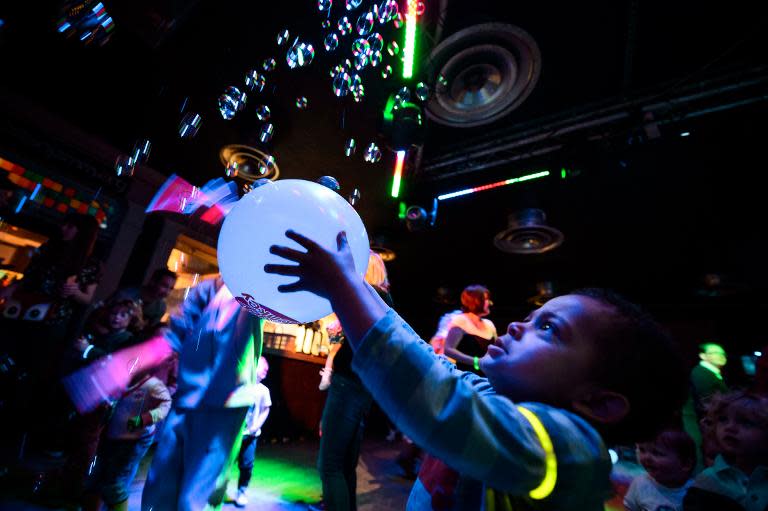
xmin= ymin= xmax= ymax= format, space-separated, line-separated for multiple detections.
xmin=684 ymin=390 xmax=768 ymax=511
xmin=624 ymin=429 xmax=696 ymax=511
xmin=264 ymin=231 xmax=688 ymax=510
xmin=234 ymin=356 xmax=272 ymax=507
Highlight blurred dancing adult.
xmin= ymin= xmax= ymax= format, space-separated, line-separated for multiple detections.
xmin=141 ymin=276 xmax=263 ymax=511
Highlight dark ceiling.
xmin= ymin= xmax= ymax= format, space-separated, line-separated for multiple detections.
xmin=2 ymin=0 xmax=768 ymax=347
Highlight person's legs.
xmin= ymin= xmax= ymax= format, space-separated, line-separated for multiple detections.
xmin=237 ymin=434 xmax=257 ymax=491
xmin=100 ymin=434 xmax=154 ymax=510
xmin=141 ymin=408 xmax=184 ymax=511
xmin=177 ymin=407 xmax=247 ymax=511
xmin=317 ymin=374 xmax=371 ymax=511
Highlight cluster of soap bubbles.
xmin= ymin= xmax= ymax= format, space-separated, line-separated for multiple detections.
xmin=57 ymin=0 xmax=114 ymax=46
xmin=116 ymin=0 xmax=420 ymax=184
xmin=322 ymin=0 xmax=404 ymax=120
xmin=315 ymin=175 xmax=362 ymax=208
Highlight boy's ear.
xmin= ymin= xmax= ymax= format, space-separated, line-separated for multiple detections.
xmin=571 ymin=389 xmax=630 ymax=425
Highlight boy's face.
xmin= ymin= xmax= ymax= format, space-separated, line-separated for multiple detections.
xmin=109 ymin=306 xmax=132 ymax=331
xmin=715 ymin=404 xmax=768 ymax=462
xmin=257 ymin=358 xmax=269 ymax=381
xmin=480 ymin=295 xmax=611 ymax=404
xmin=636 ymin=441 xmax=691 ymax=488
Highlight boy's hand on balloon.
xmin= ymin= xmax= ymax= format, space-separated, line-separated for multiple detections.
xmin=265 ymin=230 xmax=356 ymax=299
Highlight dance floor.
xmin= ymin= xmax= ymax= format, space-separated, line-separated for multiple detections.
xmin=0 ymin=436 xmax=639 ymax=510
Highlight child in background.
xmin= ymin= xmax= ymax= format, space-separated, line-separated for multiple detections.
xmin=684 ymin=390 xmax=768 ymax=511
xmin=624 ymin=429 xmax=696 ymax=511
xmin=73 ymin=298 xmax=144 ymax=364
xmin=59 ymin=297 xmax=145 ymax=501
xmin=234 ymin=356 xmax=272 ymax=508
xmin=82 ymin=370 xmax=172 ymax=511
xmin=264 ymin=230 xmax=689 ymax=510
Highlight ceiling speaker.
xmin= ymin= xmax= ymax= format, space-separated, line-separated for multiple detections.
xmin=494 ymin=208 xmax=563 ymax=255
xmin=426 ymin=23 xmax=541 ymax=128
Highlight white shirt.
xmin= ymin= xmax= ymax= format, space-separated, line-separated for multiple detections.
xmin=693 ymin=455 xmax=768 ymax=511
xmin=623 ymin=473 xmax=692 ymax=511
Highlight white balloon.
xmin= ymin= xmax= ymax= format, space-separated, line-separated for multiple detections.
xmin=217 ymin=179 xmax=370 ymax=324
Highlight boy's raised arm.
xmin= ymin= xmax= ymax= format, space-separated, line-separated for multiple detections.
xmin=265 ymin=230 xmax=389 ymax=345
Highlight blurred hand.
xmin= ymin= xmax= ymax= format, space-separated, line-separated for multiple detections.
xmin=264 ymin=230 xmax=356 ymax=299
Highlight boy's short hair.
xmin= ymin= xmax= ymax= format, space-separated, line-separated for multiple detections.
xmin=653 ymin=429 xmax=697 ymax=475
xmin=460 ymin=285 xmax=490 ymax=314
xmin=571 ymin=288 xmax=688 ymax=444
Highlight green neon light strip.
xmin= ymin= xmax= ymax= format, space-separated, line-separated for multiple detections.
xmin=391 ymin=150 xmax=406 ymax=198
xmin=437 ymin=170 xmax=551 ymax=201
xmin=402 ymin=3 xmax=417 ymax=79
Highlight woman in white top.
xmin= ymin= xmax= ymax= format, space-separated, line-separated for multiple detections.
xmin=441 ymin=285 xmax=497 ymax=374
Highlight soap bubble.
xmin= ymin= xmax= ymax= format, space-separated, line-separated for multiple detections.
xmin=245 ymin=70 xmax=266 ymax=92
xmin=344 ymin=138 xmax=356 ymax=156
xmin=363 ymin=142 xmax=381 ymax=163
xmin=318 ymin=0 xmax=332 ymax=11
xmin=225 ymin=160 xmax=239 ymax=178
xmin=287 ymin=41 xmax=315 ymax=68
xmin=330 ymin=63 xmax=346 ymax=78
xmin=393 ymin=12 xmax=403 ymax=28
xmin=258 ymin=155 xmax=276 ymax=175
xmin=368 ymin=51 xmax=382 ymax=67
xmin=353 ymin=53 xmax=368 ymax=70
xmin=256 ymin=105 xmax=271 ymax=121
xmin=296 ymin=96 xmax=308 ymax=109
xmin=437 ymin=74 xmax=449 ymax=89
xmin=218 ymin=94 xmax=239 ymax=120
xmin=386 ymin=40 xmax=399 ymax=56
xmin=378 ymin=0 xmax=398 ymax=23
xmin=367 ymin=32 xmax=384 ymax=53
xmin=394 ymin=86 xmax=411 ymax=106
xmin=346 ymin=0 xmax=363 ymax=10
xmin=348 ymin=188 xmax=361 ymax=205
xmin=317 ymin=175 xmax=341 ymax=191
xmin=381 ymin=65 xmax=392 ymax=79
xmin=338 ymin=16 xmax=352 ymax=36
xmin=115 ymin=155 xmax=135 ymax=177
xmin=178 ymin=112 xmax=202 ymax=138
xmin=356 ymin=11 xmax=374 ymax=36
xmin=416 ymin=1 xmax=426 ymax=15
xmin=322 ymin=19 xmax=332 ymax=29
xmin=351 ymin=38 xmax=370 ymax=57
xmin=324 ymin=32 xmax=339 ymax=51
xmin=262 ymin=58 xmax=277 ymax=72
xmin=351 ymin=84 xmax=365 ymax=102
xmin=332 ymin=72 xmax=352 ymax=97
xmin=415 ymin=82 xmax=429 ymax=101
xmin=259 ymin=123 xmax=274 ymax=143
xmin=276 ymin=29 xmax=289 ymax=45
xmin=131 ymin=139 xmax=151 ymax=165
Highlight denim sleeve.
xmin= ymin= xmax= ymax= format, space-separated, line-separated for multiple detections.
xmin=351 ymin=309 xmax=547 ymax=494
xmin=163 ymin=281 xmax=210 ymax=352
